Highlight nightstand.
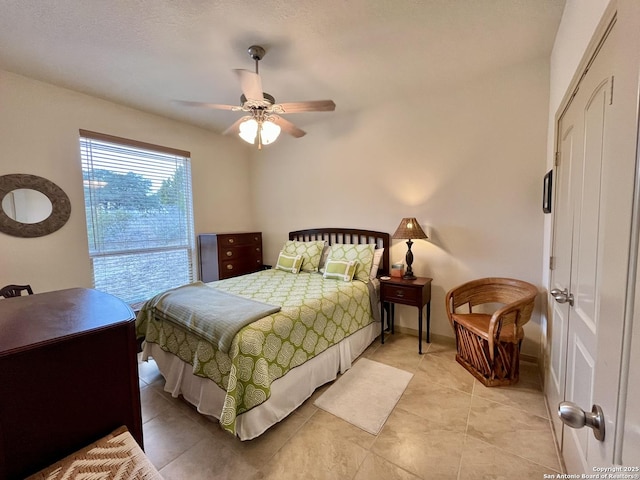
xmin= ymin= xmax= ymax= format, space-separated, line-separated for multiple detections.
xmin=380 ymin=276 xmax=433 ymax=354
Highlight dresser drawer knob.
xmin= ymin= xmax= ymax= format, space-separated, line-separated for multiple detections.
xmin=226 ymin=251 xmax=233 ymax=257
xmin=226 ymin=264 xmax=233 ymax=270
xmin=395 ymin=290 xmax=404 ymax=297
xmin=228 ymin=238 xmax=235 ymax=244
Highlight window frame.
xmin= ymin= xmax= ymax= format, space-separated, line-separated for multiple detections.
xmin=79 ymin=129 xmax=196 ymax=305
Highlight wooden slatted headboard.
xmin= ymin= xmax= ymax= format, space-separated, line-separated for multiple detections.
xmin=289 ymin=228 xmax=390 ymax=277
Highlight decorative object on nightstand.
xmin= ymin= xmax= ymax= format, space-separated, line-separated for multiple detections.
xmin=390 ymin=263 xmax=404 ymax=278
xmin=391 ymin=217 xmax=428 ymax=280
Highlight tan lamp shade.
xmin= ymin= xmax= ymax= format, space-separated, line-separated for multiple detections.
xmin=392 ymin=217 xmax=428 ymax=240
xmin=392 ymin=217 xmax=427 ymax=280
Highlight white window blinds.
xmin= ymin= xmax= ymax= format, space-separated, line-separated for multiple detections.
xmin=79 ymin=130 xmax=195 ymax=305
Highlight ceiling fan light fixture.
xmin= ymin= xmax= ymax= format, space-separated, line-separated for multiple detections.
xmin=238 ymin=118 xmax=281 ymax=148
xmin=239 ymin=118 xmax=258 ymax=144
xmin=178 ymin=45 xmax=334 ymax=147
xmin=260 ymin=120 xmax=281 ymax=145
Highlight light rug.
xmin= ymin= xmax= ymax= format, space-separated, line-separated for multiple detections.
xmin=314 ymin=358 xmax=413 ymax=435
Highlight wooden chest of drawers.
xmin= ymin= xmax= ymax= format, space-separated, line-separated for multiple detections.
xmin=198 ymin=232 xmax=263 ymax=282
xmin=0 ymin=288 xmax=142 ymax=480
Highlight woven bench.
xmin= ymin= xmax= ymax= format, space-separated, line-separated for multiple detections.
xmin=26 ymin=426 xmax=162 ymax=479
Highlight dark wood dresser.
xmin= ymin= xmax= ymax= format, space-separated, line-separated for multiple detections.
xmin=198 ymin=232 xmax=263 ymax=282
xmin=0 ymin=288 xmax=143 ymax=480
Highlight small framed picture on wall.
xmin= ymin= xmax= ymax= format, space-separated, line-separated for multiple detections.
xmin=543 ymin=170 xmax=553 ymax=214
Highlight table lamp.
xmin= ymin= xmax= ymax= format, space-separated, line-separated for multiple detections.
xmin=392 ymin=217 xmax=428 ymax=280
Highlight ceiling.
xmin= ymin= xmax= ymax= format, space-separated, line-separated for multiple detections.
xmin=0 ymin=0 xmax=565 ymax=135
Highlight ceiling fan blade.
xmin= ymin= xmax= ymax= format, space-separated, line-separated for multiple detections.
xmin=277 ymin=100 xmax=336 ymax=113
xmin=173 ymin=100 xmax=237 ymax=110
xmin=222 ymin=116 xmax=249 ymax=136
xmin=234 ymin=69 xmax=263 ymax=101
xmin=270 ymin=115 xmax=306 ymax=138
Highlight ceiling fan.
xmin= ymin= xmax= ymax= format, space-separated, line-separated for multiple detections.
xmin=177 ymin=45 xmax=336 ymax=149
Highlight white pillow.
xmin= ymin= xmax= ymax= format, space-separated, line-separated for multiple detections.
xmin=369 ymin=248 xmax=384 ymax=279
xmin=317 ymin=244 xmax=331 ymax=270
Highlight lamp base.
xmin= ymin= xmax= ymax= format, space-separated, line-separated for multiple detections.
xmin=404 ymin=240 xmax=416 ymax=280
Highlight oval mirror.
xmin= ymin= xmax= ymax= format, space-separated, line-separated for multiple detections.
xmin=0 ymin=174 xmax=71 ymax=238
xmin=2 ymin=188 xmax=53 ymax=224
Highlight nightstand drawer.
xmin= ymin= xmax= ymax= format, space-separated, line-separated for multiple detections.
xmin=380 ymin=277 xmax=433 ymax=353
xmin=381 ymin=283 xmax=421 ymax=304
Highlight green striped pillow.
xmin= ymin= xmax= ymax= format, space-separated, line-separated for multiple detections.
xmin=323 ymin=259 xmax=358 ymax=282
xmin=275 ymin=252 xmax=303 ymax=273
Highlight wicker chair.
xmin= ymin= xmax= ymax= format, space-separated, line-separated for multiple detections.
xmin=445 ymin=277 xmax=537 ymax=387
xmin=0 ymin=284 xmax=33 ymax=298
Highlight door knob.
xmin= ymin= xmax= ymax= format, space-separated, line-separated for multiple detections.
xmin=558 ymin=401 xmax=605 ymax=441
xmin=550 ymin=288 xmax=574 ymax=306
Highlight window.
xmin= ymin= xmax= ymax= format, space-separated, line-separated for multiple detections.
xmin=79 ymin=130 xmax=195 ymax=305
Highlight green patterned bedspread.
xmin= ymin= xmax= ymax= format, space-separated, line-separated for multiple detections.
xmin=135 ymin=269 xmax=375 ymax=435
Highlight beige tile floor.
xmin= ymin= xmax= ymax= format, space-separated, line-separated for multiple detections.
xmin=138 ymin=333 xmax=564 ymax=479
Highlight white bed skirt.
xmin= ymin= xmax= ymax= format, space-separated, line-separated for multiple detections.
xmin=142 ymin=321 xmax=381 ymax=440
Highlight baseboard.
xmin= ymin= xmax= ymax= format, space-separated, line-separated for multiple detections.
xmin=391 ymin=326 xmax=456 ymax=347
xmin=392 ymin=326 xmax=539 ymax=365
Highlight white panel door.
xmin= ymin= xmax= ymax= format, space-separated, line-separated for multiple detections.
xmin=562 ymin=62 xmax=611 ymax=470
xmin=548 ymin=19 xmax=630 ymax=471
xmin=547 ymin=103 xmax=579 ymax=441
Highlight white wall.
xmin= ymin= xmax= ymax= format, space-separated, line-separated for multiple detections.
xmin=0 ymin=70 xmax=253 ymax=294
xmin=549 ymin=0 xmax=612 ymax=120
xmin=252 ymin=57 xmax=550 ymax=356
xmin=0 ymin=52 xmax=553 ymax=357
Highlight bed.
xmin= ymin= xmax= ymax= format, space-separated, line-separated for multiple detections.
xmin=136 ymin=228 xmax=390 ymax=440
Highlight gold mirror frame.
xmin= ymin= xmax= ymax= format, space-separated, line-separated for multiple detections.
xmin=0 ymin=174 xmax=71 ymax=238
